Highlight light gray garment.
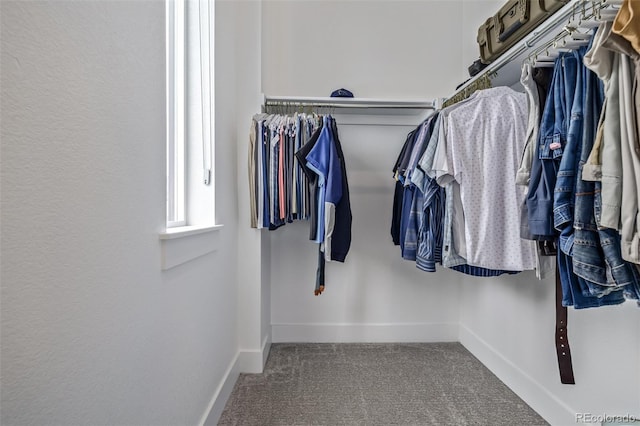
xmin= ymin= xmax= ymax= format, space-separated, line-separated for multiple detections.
xmin=432 ymin=112 xmax=468 ymax=266
xmin=607 ymin=36 xmax=640 ymax=264
xmin=594 ymin=28 xmax=640 ymax=264
xmin=516 ymin=63 xmax=541 ymax=187
xmin=582 ymin=22 xmax=623 ymax=231
xmin=248 ymin=119 xmax=257 ymax=228
xmin=517 ymin=64 xmax=536 ymax=242
xmin=620 ymin=56 xmax=640 ymax=264
xmin=441 ymin=181 xmax=468 ymax=268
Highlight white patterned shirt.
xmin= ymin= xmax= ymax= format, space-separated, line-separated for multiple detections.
xmin=434 ymin=87 xmax=536 ymax=271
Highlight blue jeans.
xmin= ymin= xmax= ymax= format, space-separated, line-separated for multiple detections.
xmin=544 ymin=47 xmax=629 ymax=307
xmin=571 ymin=43 xmax=639 ymax=297
xmin=558 ymin=251 xmax=625 ymax=308
xmin=553 ymin=50 xmax=582 ymax=256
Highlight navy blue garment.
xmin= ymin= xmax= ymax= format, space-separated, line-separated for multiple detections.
xmin=528 ymin=56 xmax=565 ymax=238
xmin=450 ymin=265 xmax=520 ymax=277
xmin=295 ymin=121 xmax=324 ymax=240
xmin=391 ymin=128 xmax=419 ymax=245
xmin=328 ymin=118 xmax=352 ymax=262
xmin=260 ymin=120 xmax=269 ymax=228
xmin=330 ymin=88 xmax=354 ymax=98
xmin=397 ymin=128 xmax=420 ymax=183
xmin=391 ymin=181 xmax=404 ymax=246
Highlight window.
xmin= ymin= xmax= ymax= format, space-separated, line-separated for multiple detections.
xmin=162 ymin=0 xmax=218 ymax=269
xmin=166 ymin=0 xmax=186 ymax=227
xmin=166 ymin=0 xmax=214 ymax=229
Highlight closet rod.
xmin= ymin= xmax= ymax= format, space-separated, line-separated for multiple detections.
xmin=262 ymin=95 xmax=437 ymax=111
xmin=444 ymin=0 xmax=613 ymax=105
xmin=527 ymin=1 xmax=620 ymax=64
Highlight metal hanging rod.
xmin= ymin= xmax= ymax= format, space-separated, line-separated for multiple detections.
xmin=262 ymin=95 xmax=437 ymax=112
xmin=527 ymin=0 xmax=620 ymax=65
xmin=443 ymin=0 xmax=618 ymax=107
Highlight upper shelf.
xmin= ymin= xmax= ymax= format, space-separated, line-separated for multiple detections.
xmin=262 ymin=95 xmax=437 ymax=116
xmin=445 ymin=0 xmax=614 ymax=103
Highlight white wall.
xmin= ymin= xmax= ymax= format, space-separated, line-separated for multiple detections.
xmin=263 ymin=0 xmax=461 ymax=99
xmin=459 ymin=275 xmax=640 ymax=425
xmin=261 ymin=1 xmax=640 ymax=424
xmin=233 ymin=0 xmax=273 ymax=374
xmin=268 ymin=123 xmax=461 ymax=342
xmin=3 ymin=0 xmax=636 ymax=424
xmin=456 ymin=2 xmax=640 ymax=424
xmin=262 ymin=0 xmax=501 ymax=343
xmin=1 ymin=1 xmax=240 ymax=424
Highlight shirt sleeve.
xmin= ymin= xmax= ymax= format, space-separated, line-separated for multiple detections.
xmin=433 ymin=115 xmax=454 ymax=187
xmin=323 ymin=126 xmax=343 ymax=261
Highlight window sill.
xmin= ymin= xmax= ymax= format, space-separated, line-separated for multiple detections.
xmin=160 ymin=224 xmax=224 ymax=270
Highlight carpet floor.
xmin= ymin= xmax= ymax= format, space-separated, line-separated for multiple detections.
xmin=218 ymin=343 xmax=548 ymax=426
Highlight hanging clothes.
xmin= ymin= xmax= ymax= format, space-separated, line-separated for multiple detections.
xmin=434 ymin=87 xmax=536 ymax=271
xmin=249 ymin=113 xmax=352 ymax=295
xmin=328 ymin=119 xmax=353 ymax=263
xmin=612 ymin=0 xmax=640 ymax=54
xmin=391 ymin=87 xmax=537 ymax=276
xmin=517 ymin=27 xmax=640 ymax=307
xmin=611 ymin=3 xmax=640 ymax=266
xmin=391 ymin=25 xmax=640 ymax=308
xmin=518 ymin=63 xmax=556 ymax=280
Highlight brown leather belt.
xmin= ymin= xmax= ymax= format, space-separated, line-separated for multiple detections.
xmin=555 ymin=260 xmax=575 ymax=384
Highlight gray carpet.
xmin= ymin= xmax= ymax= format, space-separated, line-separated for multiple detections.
xmin=219 ymin=343 xmax=548 ymax=426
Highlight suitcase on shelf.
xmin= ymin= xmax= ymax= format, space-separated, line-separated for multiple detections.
xmin=477 ymin=0 xmax=569 ymax=64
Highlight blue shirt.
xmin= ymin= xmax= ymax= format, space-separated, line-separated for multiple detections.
xmin=306 ymin=116 xmax=343 ymax=244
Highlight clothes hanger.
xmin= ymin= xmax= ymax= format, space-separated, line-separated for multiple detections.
xmin=557 ymin=33 xmax=591 ymax=49
xmin=595 ymin=9 xmax=620 ymax=22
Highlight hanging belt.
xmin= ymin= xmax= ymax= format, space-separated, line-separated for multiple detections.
xmin=555 ymin=260 xmax=575 ymax=384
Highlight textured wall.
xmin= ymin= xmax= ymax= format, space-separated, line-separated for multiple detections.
xmin=1 ymin=1 xmax=239 ymax=424
xmin=262 ymin=0 xmax=463 ymax=99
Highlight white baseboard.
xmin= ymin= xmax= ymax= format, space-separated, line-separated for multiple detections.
xmin=200 ymin=335 xmax=272 ymax=426
xmin=262 ymin=333 xmax=272 ymax=368
xmin=201 ymin=325 xmax=584 ymax=426
xmin=200 ymin=353 xmax=241 ymax=426
xmin=271 ymin=322 xmax=459 ymax=343
xmin=458 ymin=324 xmax=583 ymax=426
xmin=238 ymin=334 xmax=272 ymax=373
